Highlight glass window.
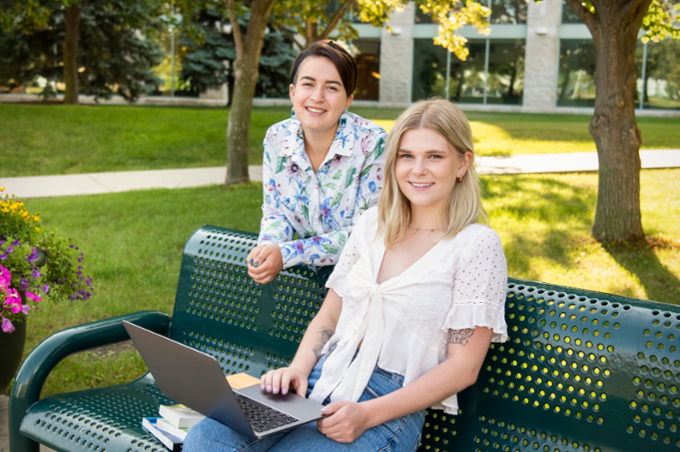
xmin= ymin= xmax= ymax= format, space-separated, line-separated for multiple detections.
xmin=152 ymin=28 xmax=197 ymax=97
xmin=412 ymin=38 xmax=447 ymax=101
xmin=556 ymin=39 xmax=596 ymax=106
xmin=561 ymin=0 xmax=582 ymax=23
xmin=490 ymin=0 xmax=528 ymax=24
xmin=638 ymin=39 xmax=680 ymax=110
xmin=351 ymin=39 xmax=380 ymax=100
xmin=448 ymin=41 xmax=487 ymax=104
xmin=486 ymin=39 xmax=525 ymax=104
xmin=414 ymin=6 xmax=434 ymax=24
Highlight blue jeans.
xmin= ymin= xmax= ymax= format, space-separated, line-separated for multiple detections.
xmin=183 ymin=357 xmax=425 ymax=452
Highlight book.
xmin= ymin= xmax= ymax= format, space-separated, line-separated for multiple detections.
xmin=156 ymin=417 xmax=191 ymax=441
xmin=158 ymin=404 xmax=205 ymax=429
xmin=142 ymin=417 xmax=183 ymax=451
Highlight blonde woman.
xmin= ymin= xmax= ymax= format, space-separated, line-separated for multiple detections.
xmin=184 ymin=99 xmax=508 ymax=452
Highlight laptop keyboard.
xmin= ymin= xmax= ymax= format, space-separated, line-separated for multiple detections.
xmin=234 ymin=393 xmax=299 ymax=433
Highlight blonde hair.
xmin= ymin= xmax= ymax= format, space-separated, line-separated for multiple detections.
xmin=378 ymin=99 xmax=488 ymax=247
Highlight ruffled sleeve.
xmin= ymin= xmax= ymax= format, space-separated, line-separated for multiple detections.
xmin=442 ymin=227 xmax=508 ymax=343
xmin=325 ymin=208 xmax=375 ymax=299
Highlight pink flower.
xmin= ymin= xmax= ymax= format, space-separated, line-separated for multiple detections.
xmin=26 ymin=291 xmax=42 ymax=302
xmin=0 ymin=265 xmax=10 ymax=289
xmin=1 ymin=317 xmax=14 ymax=333
xmin=21 ymin=304 xmax=30 ymax=315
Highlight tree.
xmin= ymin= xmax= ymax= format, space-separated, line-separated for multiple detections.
xmin=179 ymin=5 xmax=298 ymax=105
xmin=0 ymin=0 xmax=164 ymax=103
xmin=562 ymin=0 xmax=679 ymax=241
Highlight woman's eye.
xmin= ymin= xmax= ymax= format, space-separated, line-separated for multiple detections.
xmin=327 ymin=86 xmax=338 ymax=91
xmin=430 ymin=154 xmax=443 ymax=159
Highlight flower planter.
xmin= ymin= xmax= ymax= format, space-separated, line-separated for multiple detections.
xmin=0 ymin=318 xmax=26 ymax=394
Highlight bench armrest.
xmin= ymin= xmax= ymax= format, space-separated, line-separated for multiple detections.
xmin=9 ymin=310 xmax=171 ymax=452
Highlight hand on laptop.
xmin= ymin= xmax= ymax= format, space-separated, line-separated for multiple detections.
xmin=260 ymin=366 xmax=308 ymax=397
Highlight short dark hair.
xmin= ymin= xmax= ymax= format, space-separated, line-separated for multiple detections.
xmin=290 ymin=40 xmax=357 ymax=98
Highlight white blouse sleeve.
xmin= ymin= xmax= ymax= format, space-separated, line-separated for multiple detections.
xmin=443 ymin=227 xmax=508 ymax=343
xmin=325 ymin=208 xmax=374 ymax=298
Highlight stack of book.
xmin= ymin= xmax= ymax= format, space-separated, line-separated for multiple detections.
xmin=140 ymin=373 xmax=260 ymax=451
xmin=142 ymin=404 xmax=205 ymax=451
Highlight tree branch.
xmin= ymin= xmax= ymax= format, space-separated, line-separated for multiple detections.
xmin=269 ymin=17 xmax=304 ymax=50
xmin=620 ymin=0 xmax=652 ymax=23
xmin=224 ymin=0 xmax=244 ymax=58
xmin=563 ymin=0 xmax=599 ymax=37
xmin=318 ymin=0 xmax=356 ymax=41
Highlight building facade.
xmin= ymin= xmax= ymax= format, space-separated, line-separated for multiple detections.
xmin=340 ymin=0 xmax=680 ymax=114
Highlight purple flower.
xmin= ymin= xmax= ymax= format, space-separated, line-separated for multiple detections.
xmin=20 ymin=279 xmax=29 ymax=291
xmin=32 ymin=269 xmax=42 ymax=278
xmin=0 ymin=253 xmax=6 ymax=260
xmin=71 ymin=293 xmax=78 ymax=300
xmin=42 ymin=284 xmax=50 ymax=294
xmin=12 ymin=239 xmax=19 ymax=247
xmin=6 ymin=246 xmax=13 ymax=253
xmin=28 ymin=248 xmax=39 ymax=262
xmin=1 ymin=318 xmax=15 ymax=333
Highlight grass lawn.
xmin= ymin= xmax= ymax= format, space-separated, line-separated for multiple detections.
xmin=8 ymin=168 xmax=679 ymax=398
xmin=1 ymin=103 xmax=678 ymax=177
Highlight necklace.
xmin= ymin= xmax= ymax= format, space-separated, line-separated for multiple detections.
xmin=408 ymin=226 xmax=436 ymax=236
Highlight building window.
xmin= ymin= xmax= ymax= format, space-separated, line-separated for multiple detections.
xmin=412 ymin=38 xmax=447 ymax=100
xmin=351 ymin=39 xmax=380 ymax=100
xmin=637 ymin=39 xmax=680 ymax=110
xmin=556 ymin=39 xmax=596 ymax=107
xmin=486 ymin=39 xmax=525 ymax=104
xmin=490 ymin=0 xmax=528 ymax=24
xmin=561 ymin=1 xmax=582 ymax=24
xmin=412 ymin=38 xmax=525 ymax=105
xmin=448 ymin=41 xmax=487 ymax=104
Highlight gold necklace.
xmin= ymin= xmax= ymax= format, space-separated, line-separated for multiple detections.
xmin=408 ymin=226 xmax=435 ymax=236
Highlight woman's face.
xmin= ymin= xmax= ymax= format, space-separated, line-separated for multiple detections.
xmin=395 ymin=128 xmax=472 ymax=214
xmin=289 ymin=56 xmax=353 ymax=136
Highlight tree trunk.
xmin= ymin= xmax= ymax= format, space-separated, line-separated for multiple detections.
xmin=225 ymin=0 xmax=277 ymax=185
xmin=587 ymin=1 xmax=650 ymax=242
xmin=63 ymin=4 xmax=82 ymax=105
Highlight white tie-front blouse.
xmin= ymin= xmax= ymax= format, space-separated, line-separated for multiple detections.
xmin=308 ymin=207 xmax=508 ymax=414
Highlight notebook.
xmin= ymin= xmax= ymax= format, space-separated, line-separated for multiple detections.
xmin=123 ymin=321 xmax=325 ymax=439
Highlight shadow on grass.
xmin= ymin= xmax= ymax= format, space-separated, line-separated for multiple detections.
xmin=602 ymin=238 xmax=680 ymax=305
xmin=481 ymin=175 xmax=597 ymax=281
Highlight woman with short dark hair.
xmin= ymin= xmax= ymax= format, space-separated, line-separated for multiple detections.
xmin=246 ymin=41 xmax=387 ymax=284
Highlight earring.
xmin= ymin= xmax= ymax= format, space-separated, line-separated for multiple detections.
xmin=456 ymin=175 xmax=463 ymax=182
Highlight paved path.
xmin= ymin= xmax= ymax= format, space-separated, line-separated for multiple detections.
xmin=1 ymin=150 xmax=679 ymax=199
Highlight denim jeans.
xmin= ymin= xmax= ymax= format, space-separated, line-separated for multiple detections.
xmin=182 ymin=356 xmax=425 ymax=452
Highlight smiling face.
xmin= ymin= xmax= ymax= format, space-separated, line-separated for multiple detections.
xmin=395 ymin=128 xmax=472 ymax=216
xmin=289 ymin=56 xmax=353 ymax=137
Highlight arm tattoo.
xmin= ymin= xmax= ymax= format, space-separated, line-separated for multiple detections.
xmin=448 ymin=329 xmax=475 ymax=346
xmin=312 ymin=328 xmax=334 ymax=359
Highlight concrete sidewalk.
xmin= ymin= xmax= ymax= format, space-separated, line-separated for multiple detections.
xmin=1 ymin=150 xmax=679 ymax=199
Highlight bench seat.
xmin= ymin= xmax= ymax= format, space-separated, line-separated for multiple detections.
xmin=10 ymin=226 xmax=680 ymax=452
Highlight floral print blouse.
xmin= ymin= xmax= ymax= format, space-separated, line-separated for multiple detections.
xmin=258 ymin=111 xmax=387 ymax=269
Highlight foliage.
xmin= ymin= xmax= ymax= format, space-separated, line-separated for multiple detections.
xmin=179 ymin=5 xmax=297 ymax=99
xmin=268 ymin=0 xmax=490 ymax=59
xmin=0 ymin=188 xmax=92 ymax=333
xmin=641 ymin=0 xmax=680 ymax=43
xmin=0 ymin=0 xmax=165 ymax=102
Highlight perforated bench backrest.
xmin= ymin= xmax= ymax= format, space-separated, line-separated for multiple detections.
xmin=172 ymin=226 xmax=680 ymax=452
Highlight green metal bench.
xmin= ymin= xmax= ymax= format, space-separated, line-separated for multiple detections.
xmin=10 ymin=225 xmax=680 ymax=452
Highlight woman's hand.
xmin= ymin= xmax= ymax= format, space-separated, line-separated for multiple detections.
xmin=260 ymin=366 xmax=308 ymax=397
xmin=247 ymin=245 xmax=283 ymax=284
xmin=317 ymin=401 xmax=372 ymax=443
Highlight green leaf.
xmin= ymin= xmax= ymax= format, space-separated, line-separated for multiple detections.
xmin=275 ymin=157 xmax=287 ymax=173
xmin=344 ymin=167 xmax=357 ymax=188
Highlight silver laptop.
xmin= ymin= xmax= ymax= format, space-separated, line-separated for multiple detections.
xmin=123 ymin=321 xmax=325 ymax=439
